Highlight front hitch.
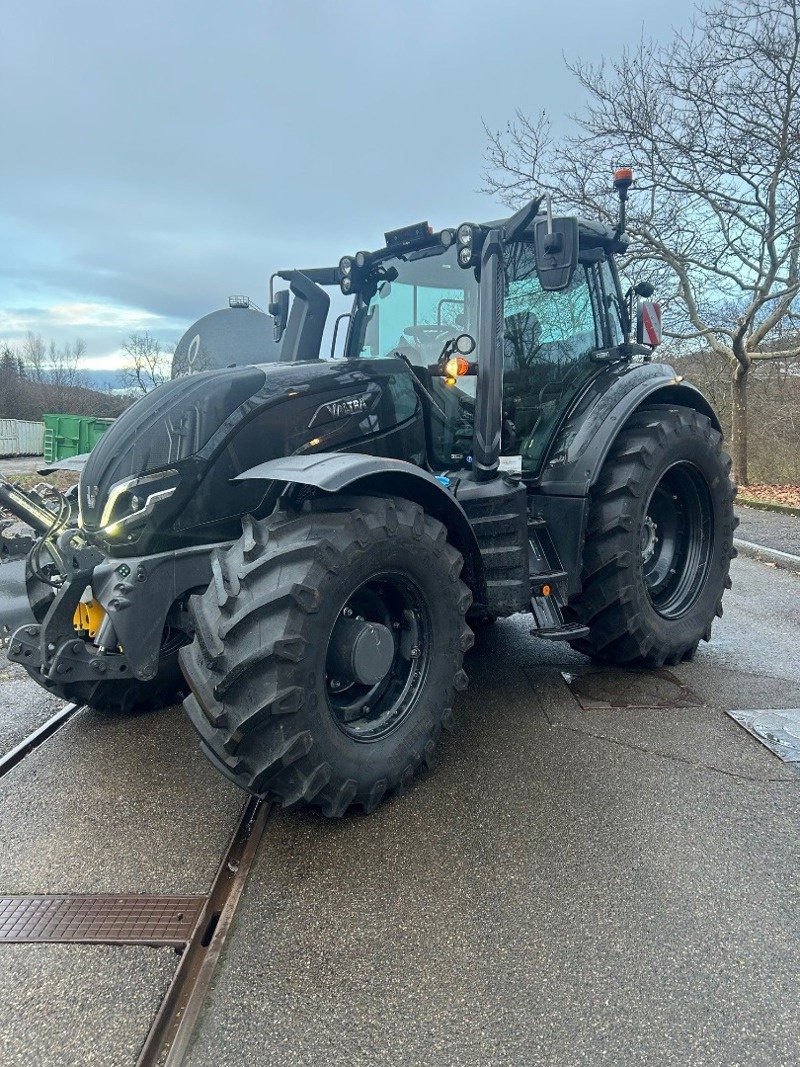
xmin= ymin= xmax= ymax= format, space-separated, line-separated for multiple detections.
xmin=6 ymin=529 xmax=130 ymax=685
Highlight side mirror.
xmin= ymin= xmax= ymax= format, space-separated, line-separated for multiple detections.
xmin=268 ymin=289 xmax=290 ymax=343
xmin=636 ymin=299 xmax=662 ymax=347
xmin=533 ymin=216 xmax=579 ymax=291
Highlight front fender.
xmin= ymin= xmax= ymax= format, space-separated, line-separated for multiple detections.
xmin=538 ymin=363 xmax=721 ymax=496
xmin=236 ymin=453 xmax=486 ymax=604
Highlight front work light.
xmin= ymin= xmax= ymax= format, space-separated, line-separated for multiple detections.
xmin=455 ymin=223 xmax=483 ymax=269
xmin=457 ymin=223 xmax=474 ymax=245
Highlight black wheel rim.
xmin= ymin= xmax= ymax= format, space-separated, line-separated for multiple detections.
xmin=640 ymin=461 xmax=714 ymax=619
xmin=325 ymin=571 xmax=432 ymax=743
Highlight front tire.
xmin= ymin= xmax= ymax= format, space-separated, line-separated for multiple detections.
xmin=180 ymin=496 xmax=474 ymax=817
xmin=568 ymin=405 xmax=736 ymax=666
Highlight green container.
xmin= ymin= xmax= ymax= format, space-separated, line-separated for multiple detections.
xmin=42 ymin=414 xmax=115 ymax=464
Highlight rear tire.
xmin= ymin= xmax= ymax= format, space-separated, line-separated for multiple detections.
xmin=180 ymin=496 xmax=474 ymax=817
xmin=567 ymin=405 xmax=736 ymax=667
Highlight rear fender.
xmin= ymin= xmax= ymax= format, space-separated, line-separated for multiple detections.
xmin=538 ymin=363 xmax=721 ymax=497
xmin=236 ymin=454 xmax=486 ymax=603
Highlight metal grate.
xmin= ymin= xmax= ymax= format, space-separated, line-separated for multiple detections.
xmin=561 ymin=667 xmax=704 ymax=710
xmin=727 ymin=708 xmax=800 ymax=763
xmin=0 ymin=894 xmax=206 ymax=945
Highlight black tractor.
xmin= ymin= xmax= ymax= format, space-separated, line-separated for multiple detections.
xmin=1 ymin=172 xmax=736 ymax=816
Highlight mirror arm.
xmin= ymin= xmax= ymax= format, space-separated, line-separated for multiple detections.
xmin=504 ymin=194 xmax=545 ymax=242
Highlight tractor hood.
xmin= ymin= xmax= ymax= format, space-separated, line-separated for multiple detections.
xmin=78 ymin=358 xmax=422 ymax=555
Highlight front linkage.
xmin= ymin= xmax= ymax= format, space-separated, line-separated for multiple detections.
xmin=6 ymin=521 xmax=216 ymax=708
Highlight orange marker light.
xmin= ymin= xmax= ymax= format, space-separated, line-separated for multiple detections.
xmin=614 ymin=166 xmax=633 ymax=182
xmin=444 ymin=356 xmax=470 ymax=378
xmin=541 ymin=584 xmax=552 ymax=597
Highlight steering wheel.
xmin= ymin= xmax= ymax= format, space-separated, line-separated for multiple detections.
xmin=403 ymin=325 xmax=452 ymax=345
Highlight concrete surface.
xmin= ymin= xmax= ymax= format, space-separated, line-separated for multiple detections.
xmin=0 ymin=704 xmax=245 ymax=893
xmin=0 ymin=556 xmax=797 ymax=1066
xmin=0 ymin=658 xmax=63 ymax=759
xmin=736 ymin=503 xmax=800 ymax=556
xmin=0 ymin=944 xmax=176 ymax=1067
xmin=186 ymin=556 xmax=800 ymax=1067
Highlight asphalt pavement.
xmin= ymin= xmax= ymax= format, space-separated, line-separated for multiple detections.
xmin=0 ymin=555 xmax=798 ymax=1066
xmin=735 ymin=503 xmax=800 ymax=556
xmin=182 ymin=555 xmax=799 ymax=1067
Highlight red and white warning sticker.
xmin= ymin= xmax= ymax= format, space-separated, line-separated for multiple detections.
xmin=637 ymin=301 xmax=662 ymax=346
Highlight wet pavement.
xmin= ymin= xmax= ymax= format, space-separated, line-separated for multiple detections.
xmin=0 ymin=658 xmax=63 ymax=759
xmin=736 ymin=503 xmax=800 ymax=556
xmin=0 ymin=555 xmax=798 ymax=1065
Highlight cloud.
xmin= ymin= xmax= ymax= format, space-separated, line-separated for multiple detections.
xmin=0 ymin=309 xmax=34 ymax=332
xmin=47 ymin=301 xmax=160 ymax=328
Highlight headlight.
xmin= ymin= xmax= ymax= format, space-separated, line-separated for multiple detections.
xmin=98 ymin=469 xmax=179 ymax=536
xmin=339 ymin=256 xmax=353 ymax=276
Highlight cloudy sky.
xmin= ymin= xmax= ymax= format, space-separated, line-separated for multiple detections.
xmin=1 ymin=0 xmax=696 ymax=376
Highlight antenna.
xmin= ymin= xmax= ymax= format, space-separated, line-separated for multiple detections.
xmin=546 ymin=194 xmax=553 ymax=236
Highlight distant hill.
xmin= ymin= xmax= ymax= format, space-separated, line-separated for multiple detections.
xmin=79 ymin=368 xmax=130 ymax=393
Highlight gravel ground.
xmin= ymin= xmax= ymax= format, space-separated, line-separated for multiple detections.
xmin=0 ymin=456 xmax=45 ymax=476
xmin=735 ymin=503 xmax=800 ymax=556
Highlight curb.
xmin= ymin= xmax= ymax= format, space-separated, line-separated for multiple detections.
xmin=737 ymin=498 xmax=800 ymax=518
xmin=734 ymin=538 xmax=800 ymax=574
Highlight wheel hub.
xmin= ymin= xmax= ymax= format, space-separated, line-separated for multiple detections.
xmin=327 ymin=616 xmax=395 ymax=687
xmin=324 ymin=573 xmax=431 ymax=743
xmin=641 ymin=515 xmax=658 ymax=564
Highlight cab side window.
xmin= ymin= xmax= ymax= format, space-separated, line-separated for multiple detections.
xmin=502 ymin=242 xmax=602 ymax=475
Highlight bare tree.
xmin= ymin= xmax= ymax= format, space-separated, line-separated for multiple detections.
xmin=22 ymin=332 xmax=47 ymax=382
xmin=484 ymin=0 xmax=800 ymax=484
xmin=47 ymin=338 xmax=85 ymax=391
xmin=121 ymin=331 xmax=170 ymax=394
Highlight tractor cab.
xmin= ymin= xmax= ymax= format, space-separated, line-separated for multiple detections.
xmin=270 ymin=180 xmax=662 ymax=489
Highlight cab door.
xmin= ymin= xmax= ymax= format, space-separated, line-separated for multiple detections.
xmin=501 ymin=242 xmax=621 ymax=478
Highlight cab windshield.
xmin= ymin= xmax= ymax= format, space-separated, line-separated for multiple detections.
xmin=352 ymin=242 xmax=479 ymax=360
xmin=347 ymin=242 xmax=480 ymax=469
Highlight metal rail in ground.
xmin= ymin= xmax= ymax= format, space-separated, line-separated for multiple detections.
xmin=136 ymin=795 xmax=271 ymax=1067
xmin=0 ymin=702 xmax=81 ymax=779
